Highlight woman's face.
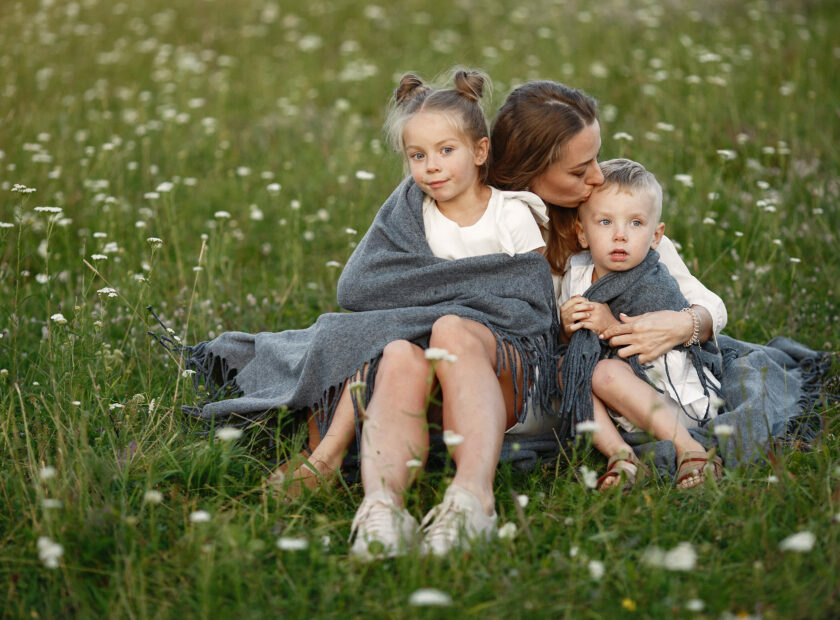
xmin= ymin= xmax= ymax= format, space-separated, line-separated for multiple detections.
xmin=529 ymin=120 xmax=604 ymax=208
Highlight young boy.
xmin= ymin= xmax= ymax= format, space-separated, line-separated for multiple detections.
xmin=559 ymin=158 xmax=723 ymax=490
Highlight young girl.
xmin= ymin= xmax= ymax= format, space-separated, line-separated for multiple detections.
xmin=348 ymin=70 xmax=553 ymax=560
xmin=178 ymin=70 xmax=559 ymax=560
xmin=269 ymin=71 xmax=550 ymax=499
xmin=559 ymin=159 xmax=724 ymax=490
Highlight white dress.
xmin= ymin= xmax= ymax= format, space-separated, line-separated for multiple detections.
xmin=559 ymin=251 xmax=722 ymax=430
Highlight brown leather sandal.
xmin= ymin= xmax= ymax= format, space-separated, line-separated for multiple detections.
xmin=675 ymin=449 xmax=723 ymax=489
xmin=597 ymin=449 xmax=649 ymax=492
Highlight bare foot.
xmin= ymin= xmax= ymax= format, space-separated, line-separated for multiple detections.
xmin=266 ymin=451 xmax=340 ymax=499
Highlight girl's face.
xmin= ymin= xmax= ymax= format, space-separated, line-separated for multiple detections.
xmin=402 ymin=112 xmax=488 ymax=209
xmin=529 ymin=121 xmax=604 ymax=208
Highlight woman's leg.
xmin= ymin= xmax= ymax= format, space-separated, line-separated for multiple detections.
xmin=428 ymin=315 xmax=518 ymax=516
xmin=360 ymin=340 xmax=433 ymax=505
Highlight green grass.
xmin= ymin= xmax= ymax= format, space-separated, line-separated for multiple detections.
xmin=1 ymin=0 xmax=839 ymax=617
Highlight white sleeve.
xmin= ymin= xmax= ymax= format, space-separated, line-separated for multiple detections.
xmin=559 ymin=271 xmax=573 ymax=305
xmin=656 ymin=235 xmax=728 ymax=334
xmin=502 ymin=200 xmax=546 ymax=254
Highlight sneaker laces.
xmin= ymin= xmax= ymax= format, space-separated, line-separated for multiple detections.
xmin=348 ymin=496 xmax=397 ymax=544
xmin=420 ymin=495 xmax=464 ymax=547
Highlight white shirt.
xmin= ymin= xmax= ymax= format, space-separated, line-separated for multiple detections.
xmin=423 ymin=187 xmax=547 ymax=260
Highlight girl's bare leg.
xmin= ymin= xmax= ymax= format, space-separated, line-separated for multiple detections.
xmin=591 ymin=358 xmax=706 ymax=458
xmin=360 ymin=340 xmax=433 ymax=506
xmin=428 ymin=316 xmax=518 ymax=516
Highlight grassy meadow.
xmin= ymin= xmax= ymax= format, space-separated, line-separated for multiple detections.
xmin=2 ymin=0 xmax=840 ymax=617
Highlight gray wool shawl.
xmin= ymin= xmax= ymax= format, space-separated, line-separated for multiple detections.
xmin=559 ymin=249 xmax=723 ymax=433
xmin=179 ymin=176 xmax=561 ymax=432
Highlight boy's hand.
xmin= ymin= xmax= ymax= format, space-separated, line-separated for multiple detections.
xmin=560 ymin=296 xmax=619 ymax=340
xmin=587 ymin=302 xmax=620 ymax=337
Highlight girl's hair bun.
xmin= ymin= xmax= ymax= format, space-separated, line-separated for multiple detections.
xmin=452 ymin=69 xmax=486 ymax=102
xmin=394 ymin=73 xmax=430 ymax=105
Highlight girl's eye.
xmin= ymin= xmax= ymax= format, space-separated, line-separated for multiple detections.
xmin=631 ymin=219 xmax=643 ymax=227
xmin=410 ymin=152 xmax=424 ymax=161
xmin=599 ymin=218 xmax=611 ymax=226
xmin=442 ymin=146 xmax=454 ymax=154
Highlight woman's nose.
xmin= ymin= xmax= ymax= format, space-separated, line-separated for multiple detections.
xmin=587 ymin=161 xmax=604 ymax=187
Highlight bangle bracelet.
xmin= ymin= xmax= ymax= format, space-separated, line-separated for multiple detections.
xmin=681 ymin=307 xmax=700 ymax=347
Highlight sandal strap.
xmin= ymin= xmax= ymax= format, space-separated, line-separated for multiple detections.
xmin=597 ymin=450 xmax=648 ymax=490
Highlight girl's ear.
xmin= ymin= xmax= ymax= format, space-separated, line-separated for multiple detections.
xmin=575 ymin=218 xmax=588 ymax=248
xmin=473 ymin=137 xmax=490 ymax=166
xmin=650 ymin=222 xmax=666 ymax=249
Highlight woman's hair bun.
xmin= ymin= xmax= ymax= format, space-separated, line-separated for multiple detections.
xmin=452 ymin=69 xmax=486 ymax=102
xmin=394 ymin=73 xmax=430 ymax=105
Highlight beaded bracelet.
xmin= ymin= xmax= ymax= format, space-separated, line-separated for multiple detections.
xmin=681 ymin=307 xmax=700 ymax=347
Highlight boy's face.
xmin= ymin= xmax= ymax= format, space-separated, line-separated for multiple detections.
xmin=576 ymin=185 xmax=665 ymax=280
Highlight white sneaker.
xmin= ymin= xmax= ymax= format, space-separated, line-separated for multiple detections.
xmin=349 ymin=491 xmax=419 ymax=562
xmin=420 ymin=484 xmax=497 ymax=556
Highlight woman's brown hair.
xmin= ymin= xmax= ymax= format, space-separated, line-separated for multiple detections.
xmin=488 ymin=81 xmax=598 ymax=273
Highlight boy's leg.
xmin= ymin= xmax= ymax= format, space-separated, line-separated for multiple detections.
xmin=591 ymin=359 xmax=706 ymax=458
xmin=590 ymin=392 xmax=633 ymax=457
xmin=590 ymin=393 xmax=643 ymax=490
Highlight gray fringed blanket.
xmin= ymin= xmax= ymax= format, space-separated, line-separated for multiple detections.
xmin=504 ymin=336 xmax=832 ymax=474
xmin=559 ymin=249 xmax=722 ymax=434
xmin=178 ymin=177 xmax=561 ymax=432
xmin=626 ymin=335 xmax=833 ymax=477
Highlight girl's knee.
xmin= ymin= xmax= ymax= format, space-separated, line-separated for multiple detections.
xmin=380 ymin=339 xmax=428 ymax=375
xmin=429 ymin=315 xmax=484 ymax=357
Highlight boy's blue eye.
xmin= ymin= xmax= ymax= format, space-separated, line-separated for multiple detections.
xmin=599 ymin=218 xmax=611 ymax=226
xmin=442 ymin=146 xmax=454 ymax=154
xmin=631 ymin=219 xmax=642 ymax=226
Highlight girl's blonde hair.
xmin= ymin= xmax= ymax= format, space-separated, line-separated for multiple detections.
xmin=385 ymin=68 xmax=491 ymax=183
xmin=488 ymin=81 xmax=599 ymax=273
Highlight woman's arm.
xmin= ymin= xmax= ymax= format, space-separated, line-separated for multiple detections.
xmin=600 ymin=236 xmax=726 ymax=363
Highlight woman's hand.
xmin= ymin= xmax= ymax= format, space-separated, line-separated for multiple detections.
xmin=560 ymin=296 xmax=619 ymax=340
xmin=599 ymin=309 xmax=695 ymax=363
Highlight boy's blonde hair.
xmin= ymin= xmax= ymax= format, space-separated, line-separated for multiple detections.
xmin=597 ymin=158 xmax=663 ymax=221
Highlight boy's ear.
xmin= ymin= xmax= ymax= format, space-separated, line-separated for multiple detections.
xmin=575 ymin=218 xmax=589 ymax=249
xmin=650 ymin=222 xmax=666 ymax=249
xmin=473 ymin=137 xmax=490 ymax=165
